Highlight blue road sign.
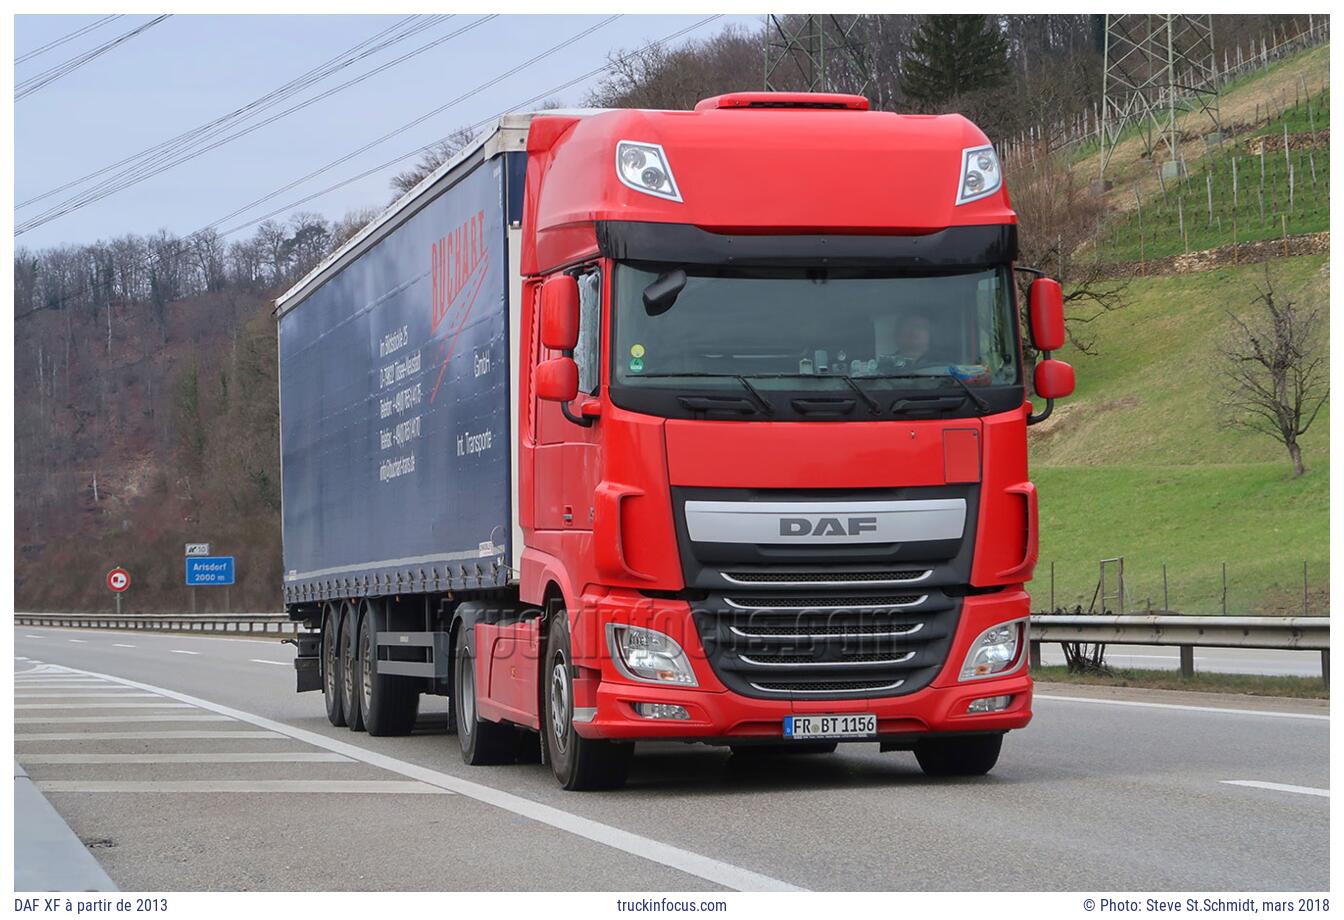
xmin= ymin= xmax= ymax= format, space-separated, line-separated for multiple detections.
xmin=185 ymin=556 xmax=235 ymax=586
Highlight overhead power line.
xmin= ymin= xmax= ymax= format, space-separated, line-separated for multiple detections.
xmin=14 ymin=13 xmax=724 ymax=321
xmin=207 ymin=14 xmax=623 ymax=232
xmin=18 ymin=14 xmax=438 ymax=211
xmin=17 ymin=15 xmax=497 ymax=235
xmin=213 ymin=14 xmax=721 ymax=238
xmin=15 ymin=15 xmax=123 ymax=65
xmin=16 ymin=15 xmax=172 ymax=101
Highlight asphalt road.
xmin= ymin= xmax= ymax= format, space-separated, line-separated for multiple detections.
xmin=13 ymin=626 xmax=1329 ymax=892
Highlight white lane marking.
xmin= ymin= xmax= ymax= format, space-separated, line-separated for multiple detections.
xmin=16 ymin=715 xmax=236 ymax=724
xmin=67 ymin=639 xmax=87 ymax=644
xmin=16 ymin=692 xmax=162 ymax=698
xmin=171 ymin=650 xmax=200 ymax=656
xmin=15 ymin=656 xmax=29 ymax=661
xmin=249 ymin=659 xmax=288 ymax=666
xmin=49 ymin=663 xmax=803 ymax=892
xmin=15 ymin=702 xmax=196 ymax=709
xmin=37 ymin=780 xmax=451 ymax=795
xmin=19 ymin=752 xmax=353 ymax=765
xmin=25 ymin=635 xmax=44 ymax=639
xmin=16 ymin=730 xmax=284 ymax=742
xmin=1035 ymin=693 xmax=1328 ymax=722
xmin=113 ymin=644 xmax=136 ymax=648
xmin=1222 ymin=780 xmax=1329 ymax=798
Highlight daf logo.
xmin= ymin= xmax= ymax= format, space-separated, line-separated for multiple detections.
xmin=779 ymin=516 xmax=880 ymax=538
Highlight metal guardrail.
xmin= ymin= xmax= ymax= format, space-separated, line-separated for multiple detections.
xmin=15 ymin=612 xmax=299 ymax=636
xmin=1029 ymin=614 xmax=1330 ymax=682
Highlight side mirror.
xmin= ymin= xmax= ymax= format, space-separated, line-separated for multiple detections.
xmin=1028 ymin=278 xmax=1066 ymax=352
xmin=643 ymin=268 xmax=687 ymax=316
xmin=536 ymin=357 xmax=578 ymax=403
xmin=1034 ymin=359 xmax=1075 ymax=400
xmin=540 ymin=274 xmax=580 ymax=351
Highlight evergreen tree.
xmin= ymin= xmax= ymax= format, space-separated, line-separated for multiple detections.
xmin=902 ymin=15 xmax=1010 ymax=110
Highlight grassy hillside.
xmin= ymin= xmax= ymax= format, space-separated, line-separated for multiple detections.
xmin=1028 ymin=255 xmax=1330 ymax=614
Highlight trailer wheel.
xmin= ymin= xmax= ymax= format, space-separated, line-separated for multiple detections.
xmin=913 ymin=733 xmax=1003 ymax=777
xmin=339 ymin=600 xmax=364 ymax=732
xmin=358 ymin=601 xmax=420 ymax=737
xmin=452 ymin=627 xmax=516 ymax=765
xmin=321 ymin=603 xmax=346 ymax=727
xmin=542 ymin=611 xmax=632 ymax=791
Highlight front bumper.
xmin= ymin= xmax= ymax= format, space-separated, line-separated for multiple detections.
xmin=571 ymin=587 xmax=1033 ymax=741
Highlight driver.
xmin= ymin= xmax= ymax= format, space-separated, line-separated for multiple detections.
xmin=891 ymin=312 xmax=933 ymax=367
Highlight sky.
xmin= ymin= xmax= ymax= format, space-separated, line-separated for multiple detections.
xmin=14 ymin=13 xmax=762 ymax=250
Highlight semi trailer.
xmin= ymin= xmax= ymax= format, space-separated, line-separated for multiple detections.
xmin=275 ymin=91 xmax=1075 ymax=790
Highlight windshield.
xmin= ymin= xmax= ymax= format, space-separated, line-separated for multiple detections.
xmin=611 ymin=264 xmax=1020 ymax=417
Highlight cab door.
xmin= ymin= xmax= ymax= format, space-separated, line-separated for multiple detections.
xmin=532 ymin=265 xmax=603 ymax=533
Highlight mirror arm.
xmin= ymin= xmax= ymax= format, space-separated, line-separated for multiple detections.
xmin=1027 ymin=348 xmax=1053 ymax=426
xmin=561 ymin=400 xmax=596 ymax=428
xmin=556 ymin=347 xmax=596 ymax=428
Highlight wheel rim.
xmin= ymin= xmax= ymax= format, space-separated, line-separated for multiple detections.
xmin=342 ymin=623 xmax=355 ymax=706
xmin=323 ymin=619 xmax=337 ymax=698
xmin=458 ymin=651 xmax=475 ymax=741
xmin=549 ymin=654 xmax=570 ymax=755
xmin=361 ymin=618 xmax=374 ymax=715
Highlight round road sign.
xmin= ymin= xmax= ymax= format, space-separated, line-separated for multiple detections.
xmin=106 ymin=567 xmax=130 ymax=593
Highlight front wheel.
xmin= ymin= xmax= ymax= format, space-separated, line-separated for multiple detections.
xmin=542 ymin=611 xmax=632 ymax=791
xmin=913 ymin=733 xmax=1003 ymax=777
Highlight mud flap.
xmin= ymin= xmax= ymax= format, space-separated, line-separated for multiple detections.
xmin=286 ymin=632 xmax=322 ymax=693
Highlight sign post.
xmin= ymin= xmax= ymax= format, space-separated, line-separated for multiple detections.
xmin=185 ymin=544 xmax=210 ymax=613
xmin=106 ymin=567 xmax=130 ymax=615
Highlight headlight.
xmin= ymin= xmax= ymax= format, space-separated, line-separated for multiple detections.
xmin=607 ymin=624 xmax=698 ymax=686
xmin=615 ymin=140 xmax=682 ymax=202
xmin=956 ymin=144 xmax=1002 ymax=205
xmin=959 ymin=619 xmax=1026 ymax=680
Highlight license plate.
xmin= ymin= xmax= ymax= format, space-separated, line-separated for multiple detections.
xmin=784 ymin=713 xmax=877 ymax=740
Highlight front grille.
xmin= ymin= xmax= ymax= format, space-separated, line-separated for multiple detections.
xmin=721 ymin=569 xmax=931 ymax=585
xmin=693 ymin=594 xmax=960 ymax=701
xmin=725 ymin=594 xmax=924 ymax=610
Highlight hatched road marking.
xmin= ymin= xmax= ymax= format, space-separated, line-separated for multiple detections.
xmin=32 ymin=662 xmax=805 ymax=892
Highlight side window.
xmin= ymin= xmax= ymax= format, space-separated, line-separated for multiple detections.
xmin=573 ymin=268 xmax=602 ymax=395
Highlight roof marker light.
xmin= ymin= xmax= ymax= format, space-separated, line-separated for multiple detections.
xmin=956 ymin=144 xmax=1002 ymax=205
xmin=615 ymin=140 xmax=682 ymax=202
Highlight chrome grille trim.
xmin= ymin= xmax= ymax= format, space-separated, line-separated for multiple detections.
xmin=720 ymin=569 xmax=933 ymax=587
xmin=737 ymin=651 xmax=916 ymax=668
xmin=748 ymin=679 xmax=906 ymax=695
xmin=728 ymin=622 xmax=925 ymax=641
xmin=724 ymin=594 xmax=928 ymax=611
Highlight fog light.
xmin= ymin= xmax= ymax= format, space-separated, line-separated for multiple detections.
xmin=967 ymin=695 xmax=1013 ymax=713
xmin=634 ymin=702 xmax=690 ymax=720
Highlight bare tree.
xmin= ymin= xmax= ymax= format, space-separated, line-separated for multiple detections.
xmin=390 ymin=126 xmax=479 ymax=198
xmin=1007 ymin=141 xmax=1126 ymax=360
xmin=1218 ymin=267 xmax=1328 ymax=477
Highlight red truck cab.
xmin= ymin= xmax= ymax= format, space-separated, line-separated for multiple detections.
xmin=461 ymin=92 xmax=1074 ymax=788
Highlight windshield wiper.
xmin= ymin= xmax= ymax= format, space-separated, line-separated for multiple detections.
xmin=880 ymin=372 xmax=991 ymax=414
xmin=632 ymin=372 xmax=774 ymax=416
xmin=739 ymin=372 xmax=882 ymax=416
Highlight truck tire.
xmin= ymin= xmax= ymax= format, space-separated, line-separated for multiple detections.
xmin=542 ymin=611 xmax=632 ymax=791
xmin=730 ymin=742 xmax=838 ymax=757
xmin=913 ymin=733 xmax=1003 ymax=777
xmin=322 ymin=603 xmax=346 ymax=727
xmin=358 ymin=602 xmax=419 ymax=737
xmin=453 ymin=627 xmax=516 ymax=765
xmin=340 ymin=600 xmax=365 ymax=732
